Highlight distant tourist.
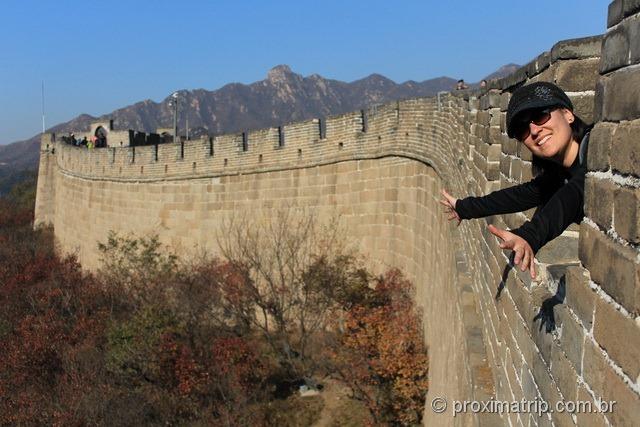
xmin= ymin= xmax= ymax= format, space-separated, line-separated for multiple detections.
xmin=456 ymin=79 xmax=469 ymax=90
xmin=480 ymin=79 xmax=488 ymax=89
xmin=440 ymin=82 xmax=592 ymax=279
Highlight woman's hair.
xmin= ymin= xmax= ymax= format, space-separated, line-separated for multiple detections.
xmin=570 ymin=114 xmax=592 ymax=142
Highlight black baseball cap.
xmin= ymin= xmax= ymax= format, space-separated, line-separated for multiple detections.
xmin=506 ymin=82 xmax=573 ymax=138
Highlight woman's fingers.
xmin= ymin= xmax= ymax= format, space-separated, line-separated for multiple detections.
xmin=529 ymin=258 xmax=537 ymax=279
xmin=521 ymin=249 xmax=530 ymax=272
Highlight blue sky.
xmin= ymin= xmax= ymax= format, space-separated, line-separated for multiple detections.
xmin=0 ymin=0 xmax=607 ymax=145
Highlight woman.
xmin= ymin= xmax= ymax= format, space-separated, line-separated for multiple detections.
xmin=441 ymin=81 xmax=592 ymax=279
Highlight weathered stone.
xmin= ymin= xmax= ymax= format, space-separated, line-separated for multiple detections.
xmin=521 ymin=161 xmax=533 ymax=182
xmin=611 ymin=119 xmax=640 ymax=176
xmin=477 ymin=110 xmax=491 ymax=126
xmin=487 ymin=143 xmax=501 ymax=162
xmin=558 ymin=305 xmax=585 ymax=374
xmin=576 ymin=385 xmax=609 ymax=427
xmin=516 ymin=140 xmax=533 ymax=161
xmin=502 ymin=134 xmax=517 ymax=156
xmin=550 ymin=35 xmax=603 ymax=61
xmin=600 ymin=25 xmax=630 ymax=73
xmin=479 ymin=90 xmax=502 ymax=110
xmin=584 ymin=176 xmax=615 ymax=230
xmin=598 ymin=362 xmax=640 ymax=426
xmin=487 ymin=161 xmax=500 ymax=181
xmin=629 ymin=14 xmax=640 ymax=65
xmin=614 ymin=186 xmax=640 ymax=244
xmin=536 ymin=235 xmax=579 ymax=264
xmin=586 ymin=122 xmax=615 ymax=172
xmin=510 ymin=157 xmax=522 ymax=182
xmin=564 ymin=266 xmax=595 ymax=329
xmin=550 ymin=341 xmax=578 ymax=401
xmin=582 ymin=339 xmax=607 ymax=395
xmin=579 ymin=223 xmax=640 ymax=315
xmin=594 ymin=77 xmax=605 ymax=124
xmin=569 ymin=92 xmax=595 ymax=124
xmin=600 ymin=67 xmax=640 ymax=121
xmin=499 ymin=68 xmax=528 ymax=91
xmin=500 ymin=153 xmax=511 ymax=177
xmin=500 ymin=92 xmax=510 ymax=111
xmin=593 ymin=296 xmax=640 ymax=380
xmin=608 ymin=0 xmax=625 ymax=28
xmin=623 ymin=0 xmax=640 ymax=17
xmin=554 ymin=58 xmax=600 ymax=91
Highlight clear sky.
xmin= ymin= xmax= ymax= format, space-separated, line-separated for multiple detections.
xmin=0 ymin=0 xmax=607 ymax=145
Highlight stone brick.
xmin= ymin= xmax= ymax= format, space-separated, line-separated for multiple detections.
xmin=586 ymin=122 xmax=614 ymax=172
xmin=487 ymin=144 xmax=501 ymax=162
xmin=593 ymin=296 xmax=640 ymax=380
xmin=564 ymin=266 xmax=595 ymax=329
xmin=623 ymin=0 xmax=640 ymax=17
xmin=477 ymin=110 xmax=491 ymax=126
xmin=521 ymin=162 xmax=533 ymax=182
xmin=611 ymin=119 xmax=640 ymax=177
xmin=500 ymin=92 xmax=510 ymax=111
xmin=500 ymin=153 xmax=511 ymax=177
xmin=516 ymin=140 xmax=533 ymax=161
xmin=489 ymin=126 xmax=502 ymax=145
xmin=510 ymin=157 xmax=522 ymax=182
xmin=558 ymin=306 xmax=585 ymax=375
xmin=555 ymin=58 xmax=600 ymax=91
xmin=608 ymin=0 xmax=624 ymax=28
xmin=576 ymin=385 xmax=609 ymax=427
xmin=629 ymin=14 xmax=640 ymax=65
xmin=582 ymin=339 xmax=608 ymax=394
xmin=600 ymin=22 xmax=630 ymax=73
xmin=502 ymin=134 xmax=517 ymax=156
xmin=480 ymin=90 xmax=502 ymax=110
xmin=600 ymin=67 xmax=640 ymax=122
xmin=597 ymin=364 xmax=640 ymax=427
xmin=569 ymin=92 xmax=595 ymax=125
xmin=614 ymin=186 xmax=640 ymax=243
xmin=550 ymin=342 xmax=578 ymax=402
xmin=520 ymin=363 xmax=538 ymax=401
xmin=579 ymin=223 xmax=640 ymax=315
xmin=584 ymin=176 xmax=615 ymax=230
xmin=550 ymin=35 xmax=603 ymax=61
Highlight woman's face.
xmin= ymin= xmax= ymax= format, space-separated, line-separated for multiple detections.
xmin=517 ymin=108 xmax=575 ymax=162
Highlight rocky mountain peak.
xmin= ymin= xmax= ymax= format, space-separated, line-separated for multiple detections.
xmin=267 ymin=64 xmax=295 ymax=83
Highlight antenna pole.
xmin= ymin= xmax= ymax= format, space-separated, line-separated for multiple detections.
xmin=41 ymin=81 xmax=45 ymax=133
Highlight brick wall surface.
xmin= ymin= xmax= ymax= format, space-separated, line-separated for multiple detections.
xmin=34 ymin=3 xmax=640 ymax=424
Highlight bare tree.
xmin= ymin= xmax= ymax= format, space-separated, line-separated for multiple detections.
xmin=217 ymin=208 xmax=361 ymax=380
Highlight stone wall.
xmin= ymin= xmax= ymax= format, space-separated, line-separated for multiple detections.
xmin=34 ymin=2 xmax=640 ymax=424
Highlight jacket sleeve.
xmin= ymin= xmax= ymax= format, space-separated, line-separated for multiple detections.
xmin=510 ymin=172 xmax=585 ymax=254
xmin=455 ymin=173 xmax=557 ymax=220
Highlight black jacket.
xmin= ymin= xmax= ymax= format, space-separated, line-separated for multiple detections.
xmin=455 ymin=133 xmax=589 ymax=254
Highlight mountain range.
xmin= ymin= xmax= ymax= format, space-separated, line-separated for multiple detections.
xmin=0 ymin=63 xmax=518 ymax=193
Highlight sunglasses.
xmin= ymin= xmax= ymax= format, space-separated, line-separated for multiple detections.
xmin=513 ymin=108 xmax=555 ymax=141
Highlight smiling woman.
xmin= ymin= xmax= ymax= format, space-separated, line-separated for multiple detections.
xmin=440 ymin=81 xmax=592 ymax=279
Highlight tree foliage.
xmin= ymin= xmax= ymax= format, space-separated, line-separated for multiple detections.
xmin=0 ymin=184 xmax=429 ymax=426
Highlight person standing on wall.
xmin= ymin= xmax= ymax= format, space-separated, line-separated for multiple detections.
xmin=440 ymin=82 xmax=592 ymax=279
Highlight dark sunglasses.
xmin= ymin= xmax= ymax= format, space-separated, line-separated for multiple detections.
xmin=513 ymin=108 xmax=555 ymax=141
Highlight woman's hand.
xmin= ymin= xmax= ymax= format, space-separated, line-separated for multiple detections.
xmin=488 ymin=224 xmax=537 ymax=279
xmin=440 ymin=189 xmax=461 ymax=226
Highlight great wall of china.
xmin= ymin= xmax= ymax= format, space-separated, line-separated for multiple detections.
xmin=34 ymin=2 xmax=640 ymax=425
